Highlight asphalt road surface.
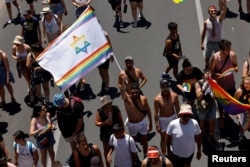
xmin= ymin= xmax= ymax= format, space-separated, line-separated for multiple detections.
xmin=0 ymin=0 xmax=250 ymax=166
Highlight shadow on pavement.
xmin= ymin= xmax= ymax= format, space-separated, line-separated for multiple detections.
xmin=0 ymin=122 xmax=8 ymax=134
xmin=2 ymin=102 xmax=21 ymax=115
xmin=76 ymin=83 xmax=97 ymax=100
xmin=239 ymin=12 xmax=250 ymax=22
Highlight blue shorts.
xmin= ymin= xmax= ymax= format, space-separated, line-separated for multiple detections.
xmin=50 ymin=3 xmax=64 ymax=16
xmin=198 ymin=102 xmax=217 ymax=120
xmin=205 ymin=42 xmax=220 ymax=58
xmin=35 ymin=130 xmax=55 ymax=149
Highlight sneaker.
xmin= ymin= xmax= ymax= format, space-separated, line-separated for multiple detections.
xmin=120 ymin=21 xmax=124 ymax=27
xmin=7 ymin=19 xmax=12 ymax=24
xmin=132 ymin=21 xmax=137 ymax=28
xmin=18 ymin=6 xmax=21 ymax=13
xmin=138 ymin=12 xmax=143 ymax=18
xmin=161 ymin=72 xmax=172 ymax=80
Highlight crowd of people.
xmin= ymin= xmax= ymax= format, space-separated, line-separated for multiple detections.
xmin=0 ymin=0 xmax=250 ymax=167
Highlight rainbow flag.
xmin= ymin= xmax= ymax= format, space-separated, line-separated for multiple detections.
xmin=208 ymin=78 xmax=250 ymax=115
xmin=36 ymin=7 xmax=113 ymax=91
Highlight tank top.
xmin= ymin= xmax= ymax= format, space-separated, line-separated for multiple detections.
xmin=205 ymin=17 xmax=222 ymax=42
xmin=77 ymin=144 xmax=96 ymax=166
xmin=16 ymin=45 xmax=28 ymax=59
xmin=166 ymin=34 xmax=181 ymax=55
xmin=214 ymin=53 xmax=235 ymax=90
xmin=43 ymin=15 xmax=59 ymax=34
xmin=239 ymin=89 xmax=250 ymax=104
xmin=36 ymin=116 xmax=51 ymax=129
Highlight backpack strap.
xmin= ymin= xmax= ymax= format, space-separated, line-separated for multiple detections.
xmin=161 ymin=155 xmax=166 ymax=167
xmin=146 ymin=158 xmax=151 ymax=167
xmin=27 ymin=141 xmax=33 ymax=157
xmin=88 ymin=143 xmax=96 ymax=156
xmin=70 ymin=96 xmax=84 ymax=112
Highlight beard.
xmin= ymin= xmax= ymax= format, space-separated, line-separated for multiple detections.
xmin=126 ymin=66 xmax=133 ymax=70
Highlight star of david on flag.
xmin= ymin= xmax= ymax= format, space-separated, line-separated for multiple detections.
xmin=36 ymin=7 xmax=113 ymax=91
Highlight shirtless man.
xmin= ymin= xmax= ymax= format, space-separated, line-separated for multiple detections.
xmin=154 ymin=79 xmax=179 ymax=156
xmin=120 ymin=81 xmax=152 ymax=157
xmin=118 ymin=56 xmax=147 ymax=94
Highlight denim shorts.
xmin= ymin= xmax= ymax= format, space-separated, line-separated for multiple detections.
xmin=50 ymin=3 xmax=64 ymax=16
xmin=198 ymin=102 xmax=217 ymax=120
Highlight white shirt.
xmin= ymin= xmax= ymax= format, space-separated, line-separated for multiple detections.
xmin=167 ymin=118 xmax=201 ymax=157
xmin=13 ymin=141 xmax=37 ymax=167
xmin=109 ymin=134 xmax=137 ymax=167
xmin=43 ymin=15 xmax=60 ymax=34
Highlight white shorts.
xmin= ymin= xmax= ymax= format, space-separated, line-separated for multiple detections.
xmin=159 ymin=114 xmax=177 ymax=132
xmin=127 ymin=117 xmax=148 ymax=136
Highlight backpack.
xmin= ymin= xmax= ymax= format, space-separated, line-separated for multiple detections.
xmin=42 ymin=14 xmax=60 ymax=32
xmin=146 ymin=155 xmax=167 ymax=167
xmin=14 ymin=141 xmax=33 ymax=157
xmin=70 ymin=96 xmax=84 ymax=112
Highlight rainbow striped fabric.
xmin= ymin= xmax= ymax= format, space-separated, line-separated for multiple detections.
xmin=208 ymin=78 xmax=250 ymax=115
xmin=37 ymin=7 xmax=113 ymax=91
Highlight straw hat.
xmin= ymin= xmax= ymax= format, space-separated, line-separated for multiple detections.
xmin=41 ymin=6 xmax=52 ymax=14
xmin=13 ymin=36 xmax=24 ymax=45
xmin=100 ymin=95 xmax=112 ymax=107
xmin=178 ymin=104 xmax=193 ymax=116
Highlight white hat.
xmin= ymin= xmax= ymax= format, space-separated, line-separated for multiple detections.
xmin=100 ymin=95 xmax=112 ymax=107
xmin=178 ymin=104 xmax=193 ymax=115
xmin=41 ymin=7 xmax=52 ymax=14
xmin=124 ymin=56 xmax=133 ymax=61
xmin=13 ymin=36 xmax=24 ymax=44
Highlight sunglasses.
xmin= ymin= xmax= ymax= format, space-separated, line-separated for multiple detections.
xmin=210 ymin=10 xmax=217 ymax=13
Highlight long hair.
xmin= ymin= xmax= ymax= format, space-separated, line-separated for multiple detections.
xmin=31 ymin=104 xmax=43 ymax=118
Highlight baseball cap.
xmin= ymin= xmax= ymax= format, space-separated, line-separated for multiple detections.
xmin=124 ymin=56 xmax=133 ymax=61
xmin=112 ymin=124 xmax=124 ymax=131
xmin=160 ymin=79 xmax=171 ymax=88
